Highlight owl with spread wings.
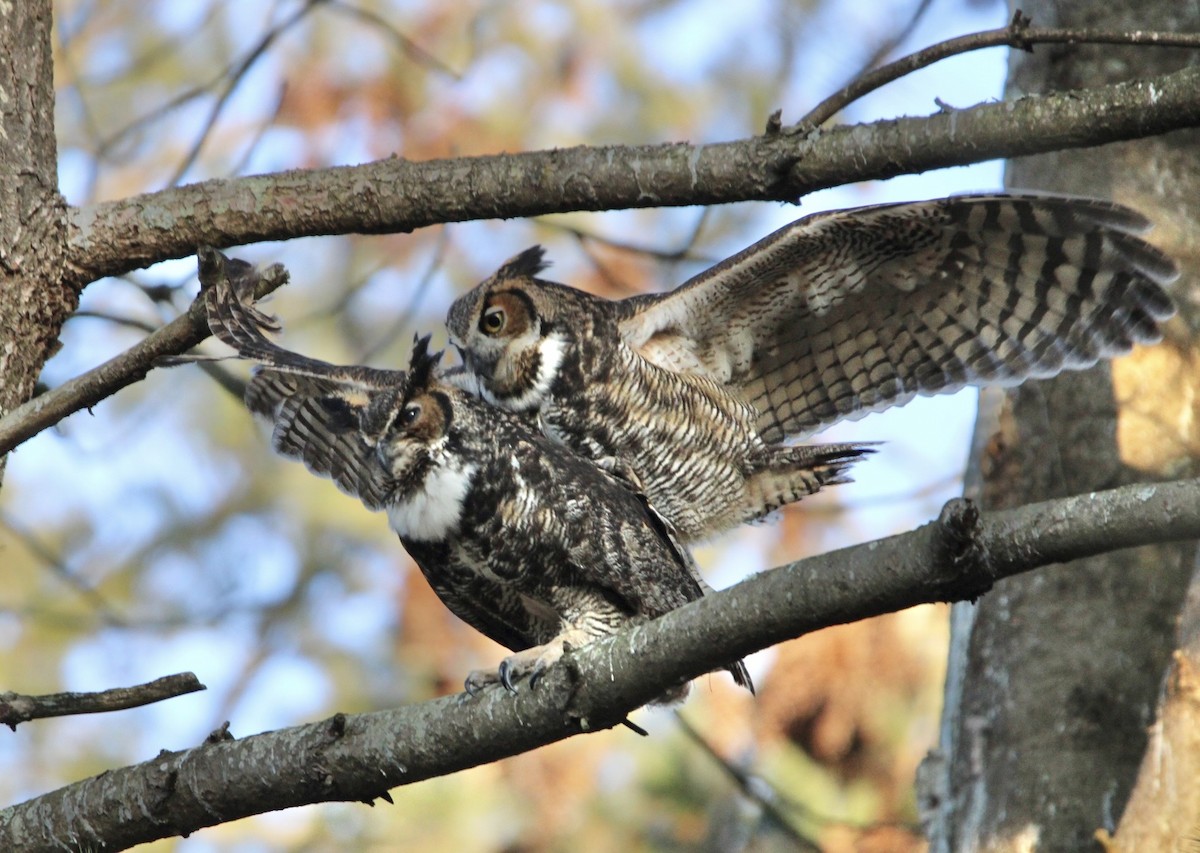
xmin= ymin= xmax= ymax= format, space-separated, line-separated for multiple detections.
xmin=447 ymin=194 xmax=1177 ymax=543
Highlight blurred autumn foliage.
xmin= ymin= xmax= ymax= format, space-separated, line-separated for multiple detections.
xmin=0 ymin=0 xmax=1008 ymax=849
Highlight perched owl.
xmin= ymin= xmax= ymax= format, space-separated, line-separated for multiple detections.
xmin=446 ymin=194 xmax=1177 ymax=543
xmin=203 ymin=282 xmax=753 ymax=699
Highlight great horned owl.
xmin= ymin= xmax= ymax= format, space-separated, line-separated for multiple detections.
xmin=204 ymin=282 xmax=753 ymax=698
xmin=446 ymin=194 xmax=1177 ymax=543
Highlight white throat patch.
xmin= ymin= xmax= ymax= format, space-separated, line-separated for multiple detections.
xmin=481 ymin=331 xmax=568 ymax=412
xmin=386 ymin=459 xmax=478 ymax=542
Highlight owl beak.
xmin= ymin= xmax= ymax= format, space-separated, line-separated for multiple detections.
xmin=452 ymin=343 xmax=491 ymax=375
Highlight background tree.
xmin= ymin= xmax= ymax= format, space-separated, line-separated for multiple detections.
xmin=928 ymin=2 xmax=1200 ymax=851
xmin=0 ymin=1 xmax=1197 ymax=850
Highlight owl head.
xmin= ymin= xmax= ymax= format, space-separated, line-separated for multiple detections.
xmin=446 ymin=247 xmax=598 ymax=413
xmin=350 ymin=336 xmax=452 ymax=480
xmin=260 ymin=336 xmax=477 ymax=542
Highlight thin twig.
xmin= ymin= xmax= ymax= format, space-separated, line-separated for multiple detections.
xmin=798 ymin=11 xmax=1200 ymax=129
xmin=0 ymin=673 xmax=205 ymax=730
xmin=0 ymin=259 xmax=289 ymax=457
xmin=840 ymin=0 xmax=937 ymax=94
xmin=92 ymin=6 xmax=240 ymax=162
xmin=326 ymin=0 xmax=461 ymax=79
xmin=357 ymin=226 xmax=451 ymax=363
xmin=67 ymin=309 xmax=248 ymax=399
xmin=165 ymin=0 xmax=322 ymax=187
xmin=674 ymin=712 xmax=821 ymax=850
xmin=545 ymin=219 xmax=717 ymax=265
xmin=54 ymin=9 xmax=106 ymax=204
xmin=225 ymin=82 xmax=289 ymax=178
xmin=68 ymin=62 xmax=1200 ymax=287
xmin=0 ymin=513 xmax=125 ymax=626
xmin=676 ymin=712 xmax=922 ymax=838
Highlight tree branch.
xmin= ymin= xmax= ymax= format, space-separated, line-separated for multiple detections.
xmin=0 ymin=257 xmax=289 ymax=456
xmin=0 ymin=673 xmax=205 ymax=730
xmin=799 ymin=11 xmax=1200 ymax=128
xmin=65 ymin=62 xmax=1200 ymax=287
xmin=4 ymin=478 xmax=1198 ymax=851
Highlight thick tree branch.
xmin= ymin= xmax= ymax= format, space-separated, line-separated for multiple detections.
xmin=4 ymin=478 xmax=1198 ymax=851
xmin=0 ymin=674 xmax=205 ymax=730
xmin=65 ymin=63 xmax=1200 ymax=286
xmin=0 ymin=257 xmax=289 ymax=456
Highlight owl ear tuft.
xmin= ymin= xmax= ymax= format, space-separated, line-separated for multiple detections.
xmin=496 ymin=246 xmax=549 ymax=280
xmin=404 ymin=334 xmax=445 ymax=395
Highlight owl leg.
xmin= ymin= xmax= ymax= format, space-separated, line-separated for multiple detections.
xmin=505 ymin=626 xmax=593 ymax=692
xmin=461 ymin=627 xmax=595 ymax=696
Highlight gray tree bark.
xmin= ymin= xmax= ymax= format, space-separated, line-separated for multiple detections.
xmin=0 ymin=0 xmax=71 ymax=485
xmin=928 ymin=2 xmax=1200 ymax=851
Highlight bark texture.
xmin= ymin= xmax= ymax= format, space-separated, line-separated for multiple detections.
xmin=930 ymin=2 xmax=1200 ymax=851
xmin=0 ymin=0 xmax=72 ymax=484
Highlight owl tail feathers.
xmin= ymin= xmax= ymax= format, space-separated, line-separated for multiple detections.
xmin=727 ymin=658 xmax=755 ymax=694
xmin=745 ymin=442 xmax=877 ymax=523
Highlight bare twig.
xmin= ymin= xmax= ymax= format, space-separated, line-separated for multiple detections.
xmin=92 ymin=6 xmax=245 ymax=162
xmin=676 ymin=712 xmax=921 ymax=839
xmin=798 ymin=11 xmax=1200 ymax=129
xmin=357 ymin=226 xmax=450 ymax=363
xmin=54 ymin=7 xmax=105 ymax=204
xmin=3 ymin=477 xmax=1198 ymax=851
xmin=547 ymin=217 xmax=717 ymax=265
xmin=839 ymin=0 xmax=937 ymax=95
xmin=0 ymin=258 xmax=289 ymax=457
xmin=65 ymin=310 xmax=248 ymax=399
xmin=225 ymin=82 xmax=289 ymax=178
xmin=0 ymin=513 xmax=125 ymax=626
xmin=326 ymin=0 xmax=461 ymax=79
xmin=165 ymin=0 xmax=322 ymax=187
xmin=674 ymin=712 xmax=821 ymax=850
xmin=0 ymin=673 xmax=205 ymax=730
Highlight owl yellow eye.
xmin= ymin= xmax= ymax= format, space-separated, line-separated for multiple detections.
xmin=400 ymin=404 xmax=421 ymax=426
xmin=481 ymin=306 xmax=507 ymax=335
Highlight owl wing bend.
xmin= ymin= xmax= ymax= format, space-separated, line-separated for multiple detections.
xmin=206 ymin=282 xmax=405 ymax=510
xmin=618 ymin=195 xmax=1177 ymax=443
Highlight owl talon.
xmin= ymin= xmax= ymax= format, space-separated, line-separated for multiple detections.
xmin=463 ymin=669 xmax=497 ymax=696
xmin=498 ymin=659 xmax=520 ymax=694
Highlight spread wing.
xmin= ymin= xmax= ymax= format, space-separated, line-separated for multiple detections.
xmin=618 ymin=195 xmax=1177 ymax=443
xmin=205 ymin=282 xmax=405 ymax=510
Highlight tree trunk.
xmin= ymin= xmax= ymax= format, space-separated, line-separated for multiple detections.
xmin=927 ymin=2 xmax=1200 ymax=851
xmin=0 ymin=0 xmax=72 ymax=485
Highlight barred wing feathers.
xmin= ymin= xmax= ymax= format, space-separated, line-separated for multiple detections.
xmin=205 ymin=283 xmax=404 ymax=510
xmin=619 ymin=195 xmax=1177 ymax=443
